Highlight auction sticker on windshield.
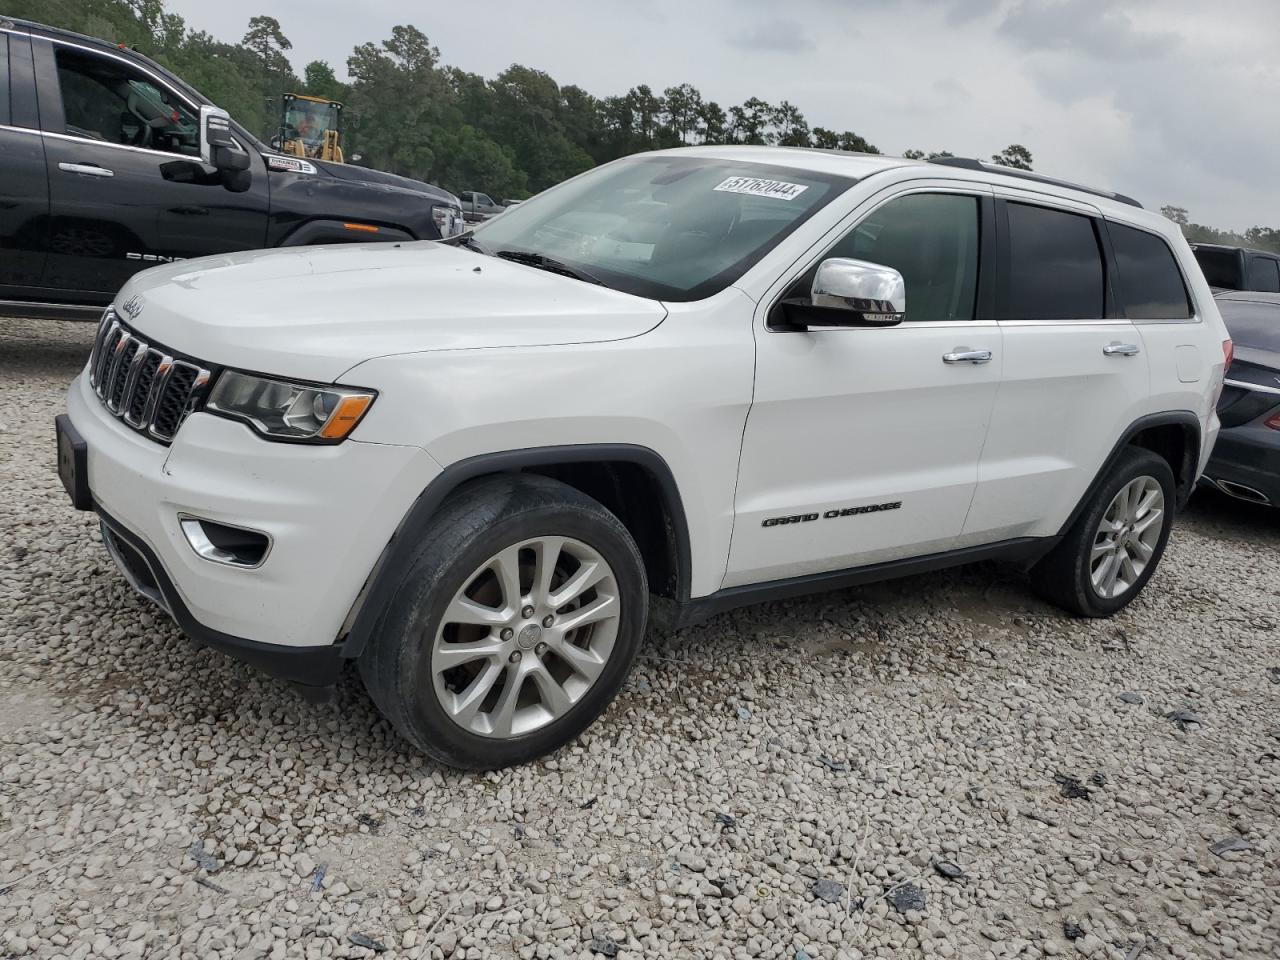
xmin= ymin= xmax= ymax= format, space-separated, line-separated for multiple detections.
xmin=713 ymin=176 xmax=809 ymax=201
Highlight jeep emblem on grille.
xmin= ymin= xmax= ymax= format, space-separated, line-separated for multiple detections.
xmin=121 ymin=296 xmax=144 ymax=319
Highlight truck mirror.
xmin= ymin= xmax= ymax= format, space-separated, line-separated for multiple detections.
xmin=199 ymin=105 xmax=236 ymax=165
xmin=199 ymin=104 xmax=253 ymax=190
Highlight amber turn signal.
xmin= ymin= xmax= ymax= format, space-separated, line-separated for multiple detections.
xmin=319 ymin=395 xmax=374 ymax=439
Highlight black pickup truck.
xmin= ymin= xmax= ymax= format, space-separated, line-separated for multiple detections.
xmin=0 ymin=17 xmax=465 ymax=321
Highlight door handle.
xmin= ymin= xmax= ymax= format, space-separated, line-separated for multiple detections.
xmin=942 ymin=348 xmax=993 ymax=364
xmin=58 ymin=162 xmax=114 ymax=178
xmin=1103 ymin=342 xmax=1141 ymax=357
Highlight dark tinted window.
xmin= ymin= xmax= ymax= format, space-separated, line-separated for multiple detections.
xmin=1247 ymin=256 xmax=1280 ymax=293
xmin=1194 ymin=248 xmax=1243 ymax=289
xmin=0 ymin=36 xmax=9 ymax=126
xmin=1217 ymin=298 xmax=1280 ymax=351
xmin=827 ymin=193 xmax=980 ymax=322
xmin=55 ymin=49 xmax=199 ymax=156
xmin=1109 ymin=223 xmax=1192 ymax=319
xmin=1006 ymin=203 xmax=1104 ymax=320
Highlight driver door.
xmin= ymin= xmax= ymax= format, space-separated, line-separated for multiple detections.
xmin=32 ymin=38 xmax=269 ymax=297
xmin=726 ymin=185 xmax=1003 ymax=587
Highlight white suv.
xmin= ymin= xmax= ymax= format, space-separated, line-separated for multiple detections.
xmin=57 ymin=147 xmax=1230 ymax=769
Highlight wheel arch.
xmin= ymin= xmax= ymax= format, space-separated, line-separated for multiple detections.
xmin=1057 ymin=410 xmax=1202 ymax=537
xmin=338 ymin=444 xmax=692 ymax=659
xmin=278 ymin=218 xmax=417 ymax=247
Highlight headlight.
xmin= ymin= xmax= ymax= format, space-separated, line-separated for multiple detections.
xmin=432 ymin=203 xmax=464 ymax=238
xmin=206 ymin=371 xmax=376 ymax=443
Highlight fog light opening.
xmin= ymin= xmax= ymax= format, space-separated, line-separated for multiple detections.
xmin=179 ymin=516 xmax=272 ymax=568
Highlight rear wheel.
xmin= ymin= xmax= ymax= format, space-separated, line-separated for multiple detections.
xmin=1030 ymin=447 xmax=1176 ymax=617
xmin=359 ymin=474 xmax=647 ymax=769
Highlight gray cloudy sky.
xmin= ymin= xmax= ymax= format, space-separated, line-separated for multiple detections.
xmin=164 ymin=0 xmax=1280 ymax=228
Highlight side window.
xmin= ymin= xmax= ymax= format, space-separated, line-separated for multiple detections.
xmin=0 ymin=36 xmax=10 ymax=126
xmin=1247 ymin=256 xmax=1280 ymax=293
xmin=1005 ymin=202 xmax=1104 ymax=320
xmin=825 ymin=193 xmax=980 ymax=322
xmin=1109 ymin=223 xmax=1193 ymax=319
xmin=54 ymin=48 xmax=199 ymax=157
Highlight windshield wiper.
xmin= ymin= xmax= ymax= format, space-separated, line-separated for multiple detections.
xmin=493 ymin=249 xmax=604 ymax=286
xmin=443 ymin=231 xmax=492 ymax=256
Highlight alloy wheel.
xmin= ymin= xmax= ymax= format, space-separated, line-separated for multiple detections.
xmin=431 ymin=536 xmax=620 ymax=738
xmin=1090 ymin=475 xmax=1165 ymax=599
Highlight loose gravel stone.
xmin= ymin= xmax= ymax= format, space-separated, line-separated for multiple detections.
xmin=2 ymin=318 xmax=1279 ymax=959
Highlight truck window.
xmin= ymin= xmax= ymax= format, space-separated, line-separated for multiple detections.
xmin=54 ymin=47 xmax=200 ymax=157
xmin=1006 ymin=202 xmax=1104 ymax=320
xmin=1192 ymin=247 xmax=1241 ymax=289
xmin=1247 ymin=256 xmax=1280 ymax=293
xmin=1109 ymin=222 xmax=1192 ymax=320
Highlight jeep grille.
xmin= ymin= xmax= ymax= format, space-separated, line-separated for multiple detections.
xmin=87 ymin=310 xmax=212 ymax=444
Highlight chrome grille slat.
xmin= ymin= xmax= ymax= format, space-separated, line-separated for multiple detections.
xmin=104 ymin=334 xmax=135 ymax=412
xmin=86 ymin=312 xmax=212 ymax=445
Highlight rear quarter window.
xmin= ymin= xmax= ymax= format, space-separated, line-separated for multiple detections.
xmin=1109 ymin=222 xmax=1193 ymax=320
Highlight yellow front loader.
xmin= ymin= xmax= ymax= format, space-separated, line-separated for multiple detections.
xmin=278 ymin=93 xmax=344 ymax=163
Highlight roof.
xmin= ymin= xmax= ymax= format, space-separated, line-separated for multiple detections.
xmin=645 ymin=145 xmax=1150 ymax=218
xmin=650 ymin=145 xmax=913 ymax=180
xmin=1192 ymin=242 xmax=1278 ymax=257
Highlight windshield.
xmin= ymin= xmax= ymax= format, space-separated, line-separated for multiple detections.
xmin=471 ymin=155 xmax=852 ymax=301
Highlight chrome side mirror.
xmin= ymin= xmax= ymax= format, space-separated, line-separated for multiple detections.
xmin=811 ymin=258 xmax=906 ymax=325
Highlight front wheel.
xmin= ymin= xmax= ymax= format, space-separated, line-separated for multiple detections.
xmin=1030 ymin=447 xmax=1176 ymax=617
xmin=359 ymin=474 xmax=648 ymax=769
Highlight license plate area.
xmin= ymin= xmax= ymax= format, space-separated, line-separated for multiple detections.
xmin=55 ymin=414 xmax=92 ymax=511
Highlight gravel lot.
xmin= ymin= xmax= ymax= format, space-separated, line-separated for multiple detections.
xmin=1 ymin=317 xmax=1278 ymax=960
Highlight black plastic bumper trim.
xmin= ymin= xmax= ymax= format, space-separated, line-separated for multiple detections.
xmin=95 ymin=505 xmax=345 ymax=688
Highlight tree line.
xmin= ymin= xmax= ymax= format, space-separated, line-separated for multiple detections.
xmin=22 ymin=0 xmax=1036 ymax=198
xmin=17 ymin=0 xmax=1278 ymax=249
xmin=1160 ymin=207 xmax=1280 ymax=255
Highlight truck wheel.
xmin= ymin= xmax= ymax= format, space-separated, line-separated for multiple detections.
xmin=1030 ymin=447 xmax=1176 ymax=617
xmin=359 ymin=474 xmax=647 ymax=769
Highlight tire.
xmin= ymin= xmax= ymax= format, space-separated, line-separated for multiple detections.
xmin=359 ymin=474 xmax=648 ymax=769
xmin=1029 ymin=447 xmax=1176 ymax=617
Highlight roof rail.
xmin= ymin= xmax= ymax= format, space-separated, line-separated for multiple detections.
xmin=927 ymin=157 xmax=1143 ymax=209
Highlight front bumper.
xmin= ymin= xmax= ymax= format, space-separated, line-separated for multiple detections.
xmin=65 ymin=371 xmax=442 ymax=682
xmin=1203 ymin=422 xmax=1280 ymax=506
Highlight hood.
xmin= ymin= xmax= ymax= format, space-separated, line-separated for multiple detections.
xmin=115 ymin=242 xmax=668 ymax=383
xmin=312 ymin=160 xmax=458 ymax=205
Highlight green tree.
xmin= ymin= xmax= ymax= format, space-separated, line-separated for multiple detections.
xmin=991 ymin=144 xmax=1033 ymax=170
xmin=346 ymin=25 xmax=452 ymax=180
xmin=661 ymin=83 xmax=702 ymax=145
xmin=696 ymin=101 xmax=727 ymax=145
xmin=242 ymin=15 xmax=292 ymax=76
xmin=728 ymin=98 xmax=773 ymax=145
xmin=770 ymin=101 xmax=810 ymax=147
xmin=1160 ymin=205 xmax=1190 ymax=226
xmin=303 ymin=61 xmax=346 ymax=102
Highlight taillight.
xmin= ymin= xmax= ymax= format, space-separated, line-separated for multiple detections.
xmin=1266 ymin=413 xmax=1280 ymax=431
xmin=1222 ymin=339 xmax=1234 ymax=374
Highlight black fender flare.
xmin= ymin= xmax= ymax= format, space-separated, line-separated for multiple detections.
xmin=1056 ymin=410 xmax=1202 ymax=537
xmin=278 ymin=219 xmax=416 ymax=246
xmin=337 ymin=444 xmax=692 ymax=659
